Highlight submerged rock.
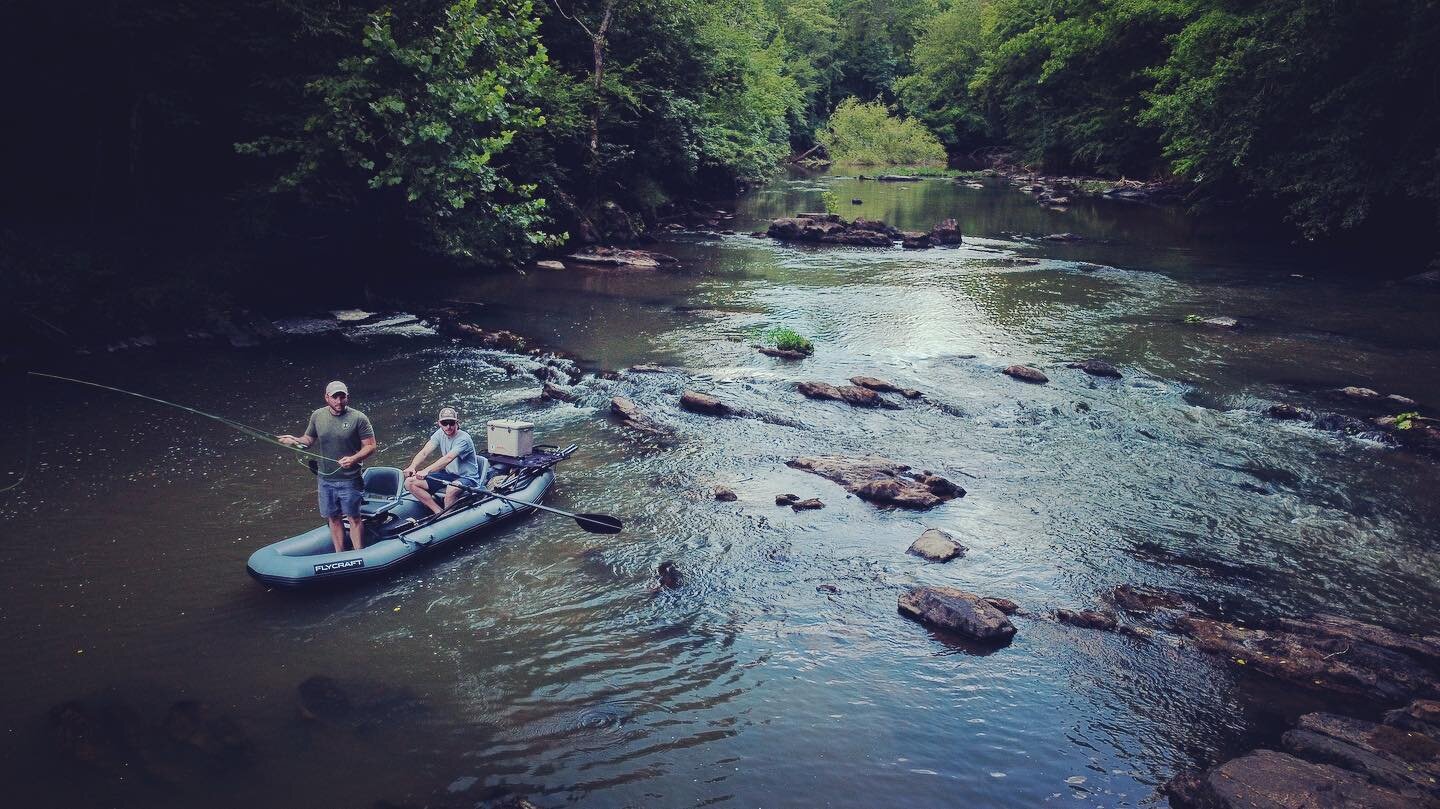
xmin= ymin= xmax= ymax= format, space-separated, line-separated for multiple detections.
xmin=775 ymin=493 xmax=801 ymax=506
xmin=1056 ymin=609 xmax=1118 ymax=631
xmin=1067 ymin=359 xmax=1122 ymax=378
xmin=1267 ymin=403 xmax=1313 ymax=420
xmin=759 ymin=346 xmax=809 ymax=359
xmin=657 ymin=561 xmax=682 ymax=589
xmin=609 ymin=396 xmax=670 ymax=438
xmin=1002 ymin=364 xmax=1049 ymax=384
xmin=984 ymin=597 xmax=1020 ymax=615
xmin=540 ymin=382 xmax=578 ymax=403
xmin=790 ymin=498 xmax=825 ymax=511
xmin=787 ymin=456 xmax=964 ymax=510
xmin=1192 ymin=315 xmax=1240 ymax=329
xmin=907 ymin=528 xmax=967 ymax=562
xmin=534 ymin=260 xmax=566 ymax=271
xmin=898 ymin=586 xmax=1016 ymax=642
xmin=713 ymin=486 xmax=738 ymax=502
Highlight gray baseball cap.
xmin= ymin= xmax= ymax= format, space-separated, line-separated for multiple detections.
xmin=325 ymin=380 xmax=348 ymax=396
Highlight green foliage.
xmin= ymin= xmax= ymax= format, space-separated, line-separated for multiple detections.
xmin=1143 ymin=0 xmax=1440 ymax=238
xmin=819 ymin=189 xmax=840 ymax=214
xmin=239 ymin=0 xmax=560 ymax=263
xmin=1395 ymin=412 xmax=1419 ymax=430
xmin=764 ymin=326 xmax=815 ymax=354
xmin=819 ymin=98 xmax=947 ymax=166
xmin=1184 ymin=314 xmax=1203 ymax=323
xmin=895 ymin=0 xmax=991 ymax=152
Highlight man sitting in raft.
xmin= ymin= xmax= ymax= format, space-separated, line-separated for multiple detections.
xmin=402 ymin=407 xmax=481 ymax=515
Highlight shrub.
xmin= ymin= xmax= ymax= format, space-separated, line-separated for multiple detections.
xmin=818 ymin=99 xmax=947 ymax=167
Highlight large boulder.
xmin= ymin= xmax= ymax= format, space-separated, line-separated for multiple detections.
xmin=898 ymin=586 xmax=1016 ymax=642
xmin=787 ymin=456 xmax=964 ymax=510
xmin=908 ymin=528 xmax=966 ymax=562
xmin=930 ymin=218 xmax=963 ymax=245
xmin=766 ymin=214 xmax=900 ymax=246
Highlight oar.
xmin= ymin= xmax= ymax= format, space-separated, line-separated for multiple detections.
xmin=425 ymin=474 xmax=622 ymax=534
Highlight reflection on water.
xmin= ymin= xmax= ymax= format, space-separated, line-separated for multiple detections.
xmin=1 ymin=173 xmax=1438 ymax=807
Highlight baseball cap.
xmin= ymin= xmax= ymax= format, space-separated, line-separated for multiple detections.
xmin=325 ymin=380 xmax=349 ymax=397
xmin=436 ymin=406 xmax=459 ymax=424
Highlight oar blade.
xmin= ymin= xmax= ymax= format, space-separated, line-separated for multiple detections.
xmin=575 ymin=513 xmax=623 ymax=534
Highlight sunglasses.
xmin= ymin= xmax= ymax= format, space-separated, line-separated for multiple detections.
xmin=329 ymin=392 xmax=348 ymax=400
xmin=439 ymin=419 xmax=458 ymax=427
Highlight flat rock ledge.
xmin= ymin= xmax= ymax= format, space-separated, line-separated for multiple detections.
xmin=850 ymin=376 xmax=923 ymax=399
xmin=1111 ymin=586 xmax=1440 ymax=705
xmin=1167 ymin=701 xmax=1440 ymax=809
xmin=898 ymin=586 xmax=1016 ymax=642
xmin=565 ymin=246 xmax=679 ymax=270
xmin=787 ymin=456 xmax=964 ymax=509
xmin=1176 ymin=613 xmax=1440 ymax=704
xmin=796 ymin=380 xmax=889 ymax=408
xmin=908 ymin=528 xmax=967 ymax=562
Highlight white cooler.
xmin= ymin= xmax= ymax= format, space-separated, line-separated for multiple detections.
xmin=486 ymin=419 xmax=534 ymax=457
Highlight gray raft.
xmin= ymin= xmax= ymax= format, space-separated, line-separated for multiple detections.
xmin=247 ymin=445 xmax=573 ymax=588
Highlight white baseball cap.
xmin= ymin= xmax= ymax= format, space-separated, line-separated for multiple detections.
xmin=325 ymin=380 xmax=348 ymax=397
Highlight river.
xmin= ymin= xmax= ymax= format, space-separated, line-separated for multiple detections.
xmin=1 ymin=171 xmax=1438 ymax=807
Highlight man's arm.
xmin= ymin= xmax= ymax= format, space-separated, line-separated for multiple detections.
xmin=403 ymin=440 xmax=437 ymax=477
xmin=339 ymin=436 xmax=377 ymax=469
xmin=418 ymin=449 xmax=460 ymax=478
xmin=278 ymin=414 xmax=317 ymax=448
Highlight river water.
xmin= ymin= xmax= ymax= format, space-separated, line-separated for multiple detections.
xmin=2 ymin=173 xmax=1438 ymax=808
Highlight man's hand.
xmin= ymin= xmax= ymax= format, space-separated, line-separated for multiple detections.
xmin=402 ymin=466 xmax=416 ymax=478
xmin=277 ymin=434 xmax=303 ymax=448
xmin=338 ymin=455 xmax=356 ymax=469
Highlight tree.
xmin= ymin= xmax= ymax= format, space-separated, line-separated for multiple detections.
xmin=240 ymin=0 xmax=559 ymax=263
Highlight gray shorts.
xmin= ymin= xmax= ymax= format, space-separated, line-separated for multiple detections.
xmin=317 ymin=476 xmax=363 ymax=518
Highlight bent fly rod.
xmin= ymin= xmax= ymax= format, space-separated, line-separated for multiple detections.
xmin=22 ymin=371 xmax=357 ymax=473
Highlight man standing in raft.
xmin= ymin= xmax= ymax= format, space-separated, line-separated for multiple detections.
xmin=277 ymin=380 xmax=377 ymax=552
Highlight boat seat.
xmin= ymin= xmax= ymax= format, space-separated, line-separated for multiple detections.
xmin=360 ymin=466 xmax=405 ymax=518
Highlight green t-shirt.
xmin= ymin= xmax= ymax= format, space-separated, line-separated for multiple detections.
xmin=303 ymin=406 xmax=375 ymax=478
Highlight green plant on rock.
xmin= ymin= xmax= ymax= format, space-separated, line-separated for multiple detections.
xmin=764 ymin=326 xmax=815 ymax=354
xmin=1184 ymin=314 xmax=1204 ymax=323
xmin=1395 ymin=411 xmax=1419 ymax=430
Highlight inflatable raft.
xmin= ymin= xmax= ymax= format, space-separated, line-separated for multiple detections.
xmin=247 ymin=444 xmax=575 ymax=588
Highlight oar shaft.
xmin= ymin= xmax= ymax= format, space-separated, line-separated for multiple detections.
xmin=425 ymin=474 xmax=617 ymax=531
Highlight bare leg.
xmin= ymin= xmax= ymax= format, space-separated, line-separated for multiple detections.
xmin=443 ymin=484 xmax=464 ymax=510
xmin=349 ymin=514 xmax=364 ymax=550
xmin=406 ymin=477 xmax=443 ymax=515
xmin=326 ymin=516 xmax=346 ymax=553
